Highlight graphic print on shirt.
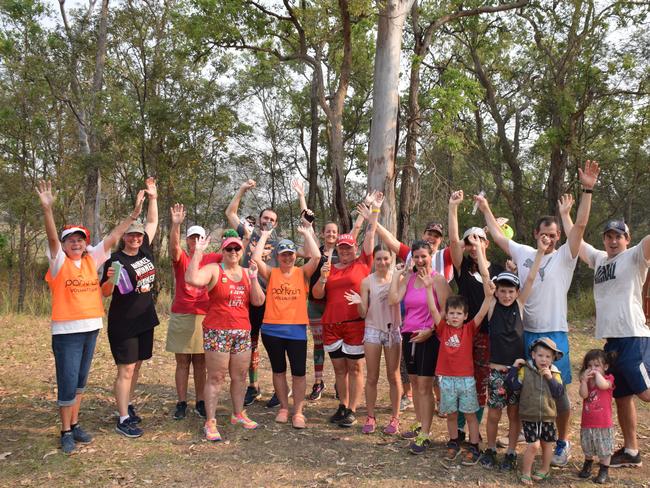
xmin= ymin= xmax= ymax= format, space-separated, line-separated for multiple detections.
xmin=271 ymin=280 xmax=304 ymax=302
xmin=445 ymin=333 xmax=461 ymax=348
xmin=584 ymin=388 xmax=604 ymax=415
xmin=523 ymin=255 xmax=553 ymax=281
xmin=130 ymin=256 xmax=156 ymax=293
xmin=227 ymin=283 xmax=246 ymax=308
xmin=594 ymin=262 xmax=616 ymax=284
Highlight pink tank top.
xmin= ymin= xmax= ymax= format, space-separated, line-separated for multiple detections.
xmin=365 ymin=274 xmax=402 ymax=333
xmin=401 ymin=271 xmax=440 ymax=333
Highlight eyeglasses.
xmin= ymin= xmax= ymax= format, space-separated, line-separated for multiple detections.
xmin=224 ymin=246 xmax=242 ymax=253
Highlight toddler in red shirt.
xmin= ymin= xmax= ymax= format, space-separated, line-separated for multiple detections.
xmin=578 ymin=349 xmax=615 ymax=484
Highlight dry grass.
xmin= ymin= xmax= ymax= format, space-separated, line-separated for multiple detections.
xmin=1 ymin=313 xmax=650 ymax=487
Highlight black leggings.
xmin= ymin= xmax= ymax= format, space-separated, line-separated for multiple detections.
xmin=261 ymin=333 xmax=307 ymax=377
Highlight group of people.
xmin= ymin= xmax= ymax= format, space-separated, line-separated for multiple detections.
xmin=39 ymin=159 xmax=650 ymax=485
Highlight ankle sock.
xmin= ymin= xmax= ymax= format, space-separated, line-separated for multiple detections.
xmin=624 ymin=448 xmax=639 ymax=456
xmin=61 ymin=429 xmax=72 ymax=436
xmin=119 ymin=415 xmax=130 ymax=423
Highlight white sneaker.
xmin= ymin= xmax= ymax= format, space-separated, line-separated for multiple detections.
xmin=551 ymin=440 xmax=571 ymax=467
xmin=496 ymin=430 xmax=525 ymax=448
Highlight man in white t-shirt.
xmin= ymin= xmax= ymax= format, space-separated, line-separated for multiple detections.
xmin=475 ymin=160 xmax=600 ymax=467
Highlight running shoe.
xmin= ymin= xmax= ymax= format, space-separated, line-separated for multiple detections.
xmin=173 ymin=401 xmax=187 ymax=420
xmin=338 ymin=408 xmax=356 ymax=428
xmin=266 ymin=389 xmax=292 ymax=408
xmin=243 ymin=386 xmax=261 ymax=406
xmin=128 ymin=404 xmax=142 ymax=424
xmin=230 ymin=411 xmax=259 ymax=430
xmin=329 ymin=404 xmax=347 ymax=423
xmin=383 ymin=416 xmax=400 ymax=435
xmin=479 ymin=448 xmax=497 ymax=469
xmin=71 ymin=424 xmax=92 ymax=443
xmin=609 ymin=447 xmax=642 ymax=467
xmin=399 ymin=395 xmax=413 ymax=411
xmin=551 ymin=440 xmax=571 ymax=467
xmin=194 ymin=400 xmax=206 ymax=419
xmin=409 ymin=432 xmax=431 ymax=455
xmin=361 ymin=416 xmax=376 ymax=434
xmin=61 ymin=431 xmax=75 ymax=454
xmin=401 ymin=422 xmax=421 ymax=440
xmin=204 ymin=419 xmax=222 ymax=442
xmin=309 ymin=381 xmax=326 ymax=401
xmin=116 ymin=419 xmax=143 ymax=438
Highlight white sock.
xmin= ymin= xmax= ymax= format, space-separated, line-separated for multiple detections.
xmin=119 ymin=415 xmax=130 ymax=423
xmin=624 ymin=448 xmax=639 ymax=456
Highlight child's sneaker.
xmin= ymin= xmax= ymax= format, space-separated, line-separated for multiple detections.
xmin=500 ymin=452 xmax=517 ymax=471
xmin=579 ymin=459 xmax=593 ymax=478
xmin=400 ymin=422 xmax=421 ymax=440
xmin=444 ymin=440 xmax=461 ymax=461
xmin=462 ymin=445 xmax=481 ymax=465
xmin=127 ymin=404 xmax=142 ymax=424
xmin=230 ymin=411 xmax=258 ymax=430
xmin=551 ymin=439 xmax=570 ymax=466
xmin=204 ymin=419 xmax=222 ymax=441
xmin=409 ymin=432 xmax=431 ymax=455
xmin=361 ymin=416 xmax=376 ymax=434
xmin=479 ymin=448 xmax=497 ymax=469
xmin=383 ymin=416 xmax=400 ymax=435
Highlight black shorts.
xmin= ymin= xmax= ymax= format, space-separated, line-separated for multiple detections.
xmin=249 ymin=304 xmax=265 ymax=341
xmin=522 ymin=420 xmax=557 ymax=443
xmin=328 ymin=347 xmax=364 ymax=360
xmin=109 ymin=328 xmax=154 ymax=365
xmin=402 ymin=332 xmax=439 ymax=377
xmin=261 ymin=333 xmax=307 ymax=376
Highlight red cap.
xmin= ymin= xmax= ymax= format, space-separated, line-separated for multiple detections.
xmin=337 ymin=234 xmax=356 ymax=246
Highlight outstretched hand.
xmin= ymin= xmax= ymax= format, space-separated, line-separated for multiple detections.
xmin=195 ymin=235 xmax=211 ymax=252
xmin=291 ymin=179 xmax=305 ymax=196
xmin=418 ymin=268 xmax=434 ymax=288
xmin=449 ymin=190 xmax=464 ymax=206
xmin=473 ymin=192 xmax=489 ymax=213
xmin=372 ymin=191 xmax=385 ymax=209
xmin=36 ymin=180 xmax=55 ymax=208
xmin=170 ymin=203 xmax=186 ymax=225
xmin=363 ymin=190 xmax=378 ymax=207
xmin=356 ymin=202 xmax=371 ymax=220
xmin=579 ymin=160 xmax=599 ymax=190
xmin=344 ymin=290 xmax=362 ymax=305
xmin=558 ymin=194 xmax=574 ymax=216
xmin=144 ymin=176 xmax=157 ymax=199
xmin=132 ymin=189 xmax=146 ymax=218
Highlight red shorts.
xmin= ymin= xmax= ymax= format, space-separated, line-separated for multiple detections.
xmin=323 ymin=320 xmax=364 ymax=356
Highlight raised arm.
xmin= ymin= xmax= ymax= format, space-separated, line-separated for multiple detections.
xmin=248 ymin=262 xmax=266 ymax=307
xmin=225 ymin=179 xmax=256 ymax=229
xmin=250 ymin=228 xmax=273 ymax=282
xmin=298 ymin=221 xmax=322 ymax=278
xmin=388 ymin=261 xmax=410 ymax=305
xmin=103 ymin=190 xmax=146 ymax=252
xmin=518 ymin=234 xmax=551 ymax=305
xmin=362 ymin=192 xmax=382 ymax=256
xmin=448 ymin=190 xmax=464 ymax=271
xmin=36 ymin=180 xmax=60 ymax=257
xmin=185 ymin=236 xmax=219 ymax=287
xmin=169 ymin=203 xmax=185 ymax=262
xmin=567 ymin=160 xmax=599 ymax=258
xmin=143 ymin=177 xmax=158 ymax=241
xmin=291 ymin=179 xmax=308 ymax=212
xmin=476 ymin=193 xmax=511 ymax=255
xmin=469 ymin=233 xmax=494 ymax=326
xmin=351 ymin=191 xmax=376 ymax=240
xmin=421 ymin=270 xmax=442 ymax=326
xmin=557 ymin=193 xmax=575 ymax=237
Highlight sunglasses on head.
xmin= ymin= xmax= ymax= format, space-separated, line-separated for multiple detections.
xmin=224 ymin=246 xmax=242 ymax=253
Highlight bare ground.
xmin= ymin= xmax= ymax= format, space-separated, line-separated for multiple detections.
xmin=1 ymin=314 xmax=650 ymax=487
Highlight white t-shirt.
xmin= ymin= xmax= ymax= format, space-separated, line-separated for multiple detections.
xmin=47 ymin=241 xmax=109 ymax=335
xmin=583 ymin=242 xmax=650 ymax=339
xmin=509 ymin=240 xmax=578 ymax=333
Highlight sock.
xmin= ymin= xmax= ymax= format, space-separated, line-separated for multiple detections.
xmin=70 ymin=423 xmax=78 ymax=430
xmin=119 ymin=415 xmax=130 ymax=423
xmin=61 ymin=429 xmax=72 ymax=436
xmin=624 ymin=448 xmax=639 ymax=456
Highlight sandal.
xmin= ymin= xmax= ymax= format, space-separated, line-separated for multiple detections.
xmin=275 ymin=408 xmax=289 ymax=423
xmin=292 ymin=413 xmax=306 ymax=429
xmin=519 ymin=474 xmax=533 ymax=486
xmin=532 ymin=471 xmax=550 ymax=481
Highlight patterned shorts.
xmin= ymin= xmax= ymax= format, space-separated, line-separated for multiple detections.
xmin=438 ymin=376 xmax=480 ymax=414
xmin=522 ymin=420 xmax=557 ymax=443
xmin=581 ymin=427 xmax=614 ymax=458
xmin=363 ymin=326 xmax=402 ymax=347
xmin=203 ymin=328 xmax=251 ymax=354
xmin=487 ymin=368 xmax=520 ymax=409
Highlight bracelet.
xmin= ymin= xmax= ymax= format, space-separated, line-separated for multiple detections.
xmin=371 ymin=209 xmax=381 ymax=213
xmin=582 ymin=188 xmax=593 ymax=194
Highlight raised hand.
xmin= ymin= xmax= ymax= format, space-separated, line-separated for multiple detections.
xmin=449 ymin=190 xmax=464 ymax=206
xmin=132 ymin=189 xmax=146 ymax=218
xmin=505 ymin=259 xmax=518 ymax=273
xmin=578 ymin=160 xmax=599 ymax=190
xmin=372 ymin=191 xmax=385 ymax=209
xmin=195 ymin=235 xmax=211 ymax=252
xmin=240 ymin=179 xmax=256 ymax=191
xmin=513 ymin=358 xmax=526 ymax=368
xmin=170 ymin=203 xmax=186 ymax=225
xmin=356 ymin=202 xmax=371 ymax=220
xmin=300 ymin=209 xmax=315 ymax=227
xmin=363 ymin=190 xmax=378 ymax=207
xmin=418 ymin=268 xmax=434 ymax=288
xmin=291 ymin=179 xmax=305 ymax=196
xmin=557 ymin=194 xmax=574 ymax=216
xmin=320 ymin=260 xmax=331 ymax=280
xmin=344 ymin=290 xmax=362 ymax=305
xmin=248 ymin=260 xmax=258 ymax=279
xmin=485 ymin=280 xmax=496 ymax=297
xmin=144 ymin=176 xmax=157 ymax=199
xmin=36 ymin=180 xmax=56 ymax=208
xmin=473 ymin=192 xmax=489 ymax=213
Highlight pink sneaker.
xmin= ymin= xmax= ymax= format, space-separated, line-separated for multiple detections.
xmin=361 ymin=416 xmax=376 ymax=434
xmin=230 ymin=411 xmax=258 ymax=430
xmin=204 ymin=419 xmax=222 ymax=441
xmin=383 ymin=416 xmax=400 ymax=435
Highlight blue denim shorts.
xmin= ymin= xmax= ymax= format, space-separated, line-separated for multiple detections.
xmin=51 ymin=330 xmax=99 ymax=406
xmin=438 ymin=375 xmax=479 ymax=414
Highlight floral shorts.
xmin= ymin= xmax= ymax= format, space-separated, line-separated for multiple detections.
xmin=487 ymin=368 xmax=520 ymax=409
xmin=581 ymin=427 xmax=614 ymax=458
xmin=203 ymin=328 xmax=251 ymax=354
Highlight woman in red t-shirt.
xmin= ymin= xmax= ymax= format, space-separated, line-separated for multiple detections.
xmin=186 ymin=234 xmax=265 ymax=442
xmin=312 ymin=192 xmax=381 ymax=427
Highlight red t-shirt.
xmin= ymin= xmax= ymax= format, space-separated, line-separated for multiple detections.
xmin=581 ymin=374 xmax=615 ymax=428
xmin=321 ymin=251 xmax=373 ymax=324
xmin=203 ymin=268 xmax=252 ymax=331
xmin=398 ymin=243 xmax=453 ymax=282
xmin=171 ymin=251 xmax=222 ymax=314
xmin=435 ymin=319 xmax=478 ymax=376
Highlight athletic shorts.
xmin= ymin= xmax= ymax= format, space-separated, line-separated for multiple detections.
xmin=524 ymin=331 xmax=572 ymax=384
xmin=261 ymin=333 xmax=307 ymax=376
xmin=203 ymin=329 xmax=251 ymax=354
xmin=323 ymin=320 xmax=365 ymax=356
xmin=522 ymin=420 xmax=557 ymax=443
xmin=364 ymin=326 xmax=401 ymax=347
xmin=401 ymin=332 xmax=439 ymax=377
xmin=166 ymin=313 xmax=205 ymax=354
xmin=581 ymin=427 xmax=614 ymax=458
xmin=109 ymin=328 xmax=154 ymax=365
xmin=605 ymin=337 xmax=650 ymax=398
xmin=487 ymin=368 xmax=520 ymax=409
xmin=438 ymin=376 xmax=479 ymax=414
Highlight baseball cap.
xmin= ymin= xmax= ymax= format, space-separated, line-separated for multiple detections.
xmin=221 ymin=236 xmax=243 ymax=250
xmin=462 ymin=226 xmax=487 ymax=241
xmin=602 ymin=219 xmax=629 ymax=236
xmin=276 ymin=239 xmax=297 ymax=254
xmin=60 ymin=226 xmax=90 ymax=243
xmin=125 ymin=221 xmax=145 ymax=235
xmin=186 ymin=225 xmax=206 ymax=238
xmin=529 ymin=337 xmax=564 ymax=360
xmin=493 ymin=271 xmax=520 ymax=289
xmin=337 ymin=234 xmax=356 ymax=246
xmin=424 ymin=221 xmax=444 ymax=236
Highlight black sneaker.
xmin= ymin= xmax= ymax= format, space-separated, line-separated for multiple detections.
xmin=194 ymin=400 xmax=206 ymax=419
xmin=173 ymin=401 xmax=187 ymax=420
xmin=579 ymin=459 xmax=593 ymax=478
xmin=309 ymin=381 xmax=326 ymax=401
xmin=594 ymin=464 xmax=610 ymax=484
xmin=266 ymin=390 xmax=291 ymax=408
xmin=61 ymin=431 xmax=75 ymax=454
xmin=330 ymin=404 xmax=347 ymax=423
xmin=610 ymin=447 xmax=642 ymax=468
xmin=127 ymin=404 xmax=142 ymax=424
xmin=71 ymin=424 xmax=93 ymax=443
xmin=116 ymin=419 xmax=143 ymax=438
xmin=500 ymin=452 xmax=517 ymax=471
xmin=338 ymin=408 xmax=356 ymax=427
xmin=243 ymin=386 xmax=261 ymax=406
xmin=480 ymin=448 xmax=498 ymax=469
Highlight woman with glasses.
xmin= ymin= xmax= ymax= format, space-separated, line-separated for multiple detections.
xmin=185 ymin=232 xmax=265 ymax=442
xmin=250 ymin=215 xmax=321 ymax=428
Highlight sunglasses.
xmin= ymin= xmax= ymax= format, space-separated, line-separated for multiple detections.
xmin=224 ymin=246 xmax=242 ymax=253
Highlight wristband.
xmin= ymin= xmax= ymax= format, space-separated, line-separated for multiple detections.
xmin=371 ymin=209 xmax=381 ymax=213
xmin=582 ymin=188 xmax=593 ymax=194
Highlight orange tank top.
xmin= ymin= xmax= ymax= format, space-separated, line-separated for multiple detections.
xmin=45 ymin=254 xmax=105 ymax=321
xmin=263 ymin=266 xmax=309 ymax=325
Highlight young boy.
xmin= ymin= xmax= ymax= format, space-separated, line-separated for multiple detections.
xmin=480 ymin=234 xmax=550 ymax=471
xmin=507 ymin=338 xmax=565 ymax=484
xmin=421 ymin=251 xmax=494 ymax=465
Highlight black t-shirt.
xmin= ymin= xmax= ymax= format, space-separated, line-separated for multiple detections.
xmin=237 ymin=224 xmax=279 ymax=290
xmin=308 ymin=245 xmax=339 ymax=301
xmin=454 ymin=255 xmax=503 ymax=330
xmin=101 ymin=233 xmax=159 ymax=340
xmin=487 ymin=300 xmax=524 ymax=365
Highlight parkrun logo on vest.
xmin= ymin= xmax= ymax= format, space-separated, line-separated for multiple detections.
xmin=65 ymin=276 xmax=99 ymax=293
xmin=271 ymin=283 xmax=302 ymax=301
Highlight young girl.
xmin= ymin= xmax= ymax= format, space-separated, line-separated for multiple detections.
xmin=578 ymin=349 xmax=615 ymax=484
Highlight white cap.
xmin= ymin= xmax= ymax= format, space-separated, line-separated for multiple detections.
xmin=61 ymin=227 xmax=89 ymax=241
xmin=186 ymin=225 xmax=206 ymax=238
xmin=462 ymin=226 xmax=487 ymax=241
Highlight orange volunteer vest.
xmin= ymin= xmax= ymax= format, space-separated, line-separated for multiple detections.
xmin=263 ymin=267 xmax=309 ymax=325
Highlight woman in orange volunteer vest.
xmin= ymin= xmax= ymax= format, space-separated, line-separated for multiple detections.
xmin=37 ymin=180 xmax=147 ymax=454
xmin=251 ymin=214 xmax=321 ymax=428
xmin=185 ymin=232 xmax=265 ymax=442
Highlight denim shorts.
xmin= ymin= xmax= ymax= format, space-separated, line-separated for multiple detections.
xmin=51 ymin=329 xmax=99 ymax=406
xmin=363 ymin=326 xmax=402 ymax=347
xmin=438 ymin=375 xmax=479 ymax=414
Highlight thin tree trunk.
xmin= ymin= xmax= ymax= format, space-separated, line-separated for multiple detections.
xmin=307 ymin=70 xmax=320 ymax=211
